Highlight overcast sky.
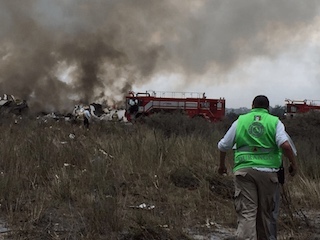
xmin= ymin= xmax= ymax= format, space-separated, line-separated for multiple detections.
xmin=1 ymin=0 xmax=320 ymax=111
xmin=134 ymin=25 xmax=320 ymax=109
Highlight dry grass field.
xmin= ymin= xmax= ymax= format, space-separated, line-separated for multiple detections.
xmin=0 ymin=111 xmax=319 ymax=239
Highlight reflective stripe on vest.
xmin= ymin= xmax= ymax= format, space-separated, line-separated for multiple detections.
xmin=236 ymin=146 xmax=275 ymax=153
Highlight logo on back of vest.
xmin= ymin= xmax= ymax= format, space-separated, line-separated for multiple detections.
xmin=254 ymin=115 xmax=261 ymax=121
xmin=248 ymin=122 xmax=265 ymax=138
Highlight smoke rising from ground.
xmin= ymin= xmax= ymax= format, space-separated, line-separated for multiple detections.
xmin=0 ymin=0 xmax=319 ymax=112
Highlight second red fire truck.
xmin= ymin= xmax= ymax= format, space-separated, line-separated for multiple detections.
xmin=125 ymin=90 xmax=225 ymax=123
xmin=285 ymin=99 xmax=320 ymax=118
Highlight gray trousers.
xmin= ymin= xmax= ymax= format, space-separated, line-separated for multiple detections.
xmin=234 ymin=168 xmax=279 ymax=240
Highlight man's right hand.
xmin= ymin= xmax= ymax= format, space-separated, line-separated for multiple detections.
xmin=288 ymin=164 xmax=297 ymax=177
xmin=218 ymin=165 xmax=227 ymax=175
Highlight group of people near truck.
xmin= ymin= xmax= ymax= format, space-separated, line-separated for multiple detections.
xmin=72 ymin=104 xmax=123 ymax=128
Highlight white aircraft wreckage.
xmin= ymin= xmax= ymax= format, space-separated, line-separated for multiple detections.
xmin=0 ymin=93 xmax=127 ymax=128
xmin=0 ymin=94 xmax=28 ymax=115
xmin=36 ymin=103 xmax=127 ymax=127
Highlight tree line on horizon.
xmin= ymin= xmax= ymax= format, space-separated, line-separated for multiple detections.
xmin=226 ymin=105 xmax=286 ymax=120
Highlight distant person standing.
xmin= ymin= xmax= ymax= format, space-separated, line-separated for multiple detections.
xmin=112 ymin=110 xmax=119 ymax=122
xmin=83 ymin=107 xmax=91 ymax=129
xmin=217 ymin=95 xmax=298 ymax=239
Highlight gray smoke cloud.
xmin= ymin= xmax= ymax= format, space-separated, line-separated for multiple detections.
xmin=0 ymin=0 xmax=319 ymax=113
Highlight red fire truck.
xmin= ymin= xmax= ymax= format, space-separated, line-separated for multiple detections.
xmin=285 ymin=99 xmax=320 ymax=118
xmin=125 ymin=90 xmax=225 ymax=122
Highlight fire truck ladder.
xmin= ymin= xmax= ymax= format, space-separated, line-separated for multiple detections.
xmin=143 ymin=90 xmax=206 ymax=113
xmin=145 ymin=90 xmax=206 ymax=99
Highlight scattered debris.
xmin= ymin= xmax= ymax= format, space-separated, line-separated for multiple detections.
xmin=63 ymin=163 xmax=74 ymax=167
xmin=98 ymin=149 xmax=114 ymax=159
xmin=69 ymin=134 xmax=75 ymax=139
xmin=129 ymin=203 xmax=155 ymax=210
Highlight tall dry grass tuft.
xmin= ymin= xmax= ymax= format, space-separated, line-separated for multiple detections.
xmin=0 ymin=112 xmax=318 ymax=239
xmin=294 ymin=175 xmax=320 ymax=205
xmin=283 ymin=111 xmax=320 ymax=179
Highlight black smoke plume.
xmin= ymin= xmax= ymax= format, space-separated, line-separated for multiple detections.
xmin=0 ymin=0 xmax=319 ymax=113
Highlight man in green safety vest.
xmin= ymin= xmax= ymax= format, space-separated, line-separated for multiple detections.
xmin=218 ymin=95 xmax=298 ymax=240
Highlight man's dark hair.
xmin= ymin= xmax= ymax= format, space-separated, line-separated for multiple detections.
xmin=252 ymin=95 xmax=269 ymax=109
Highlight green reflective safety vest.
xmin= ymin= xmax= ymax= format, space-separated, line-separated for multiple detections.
xmin=234 ymin=108 xmax=282 ymax=172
